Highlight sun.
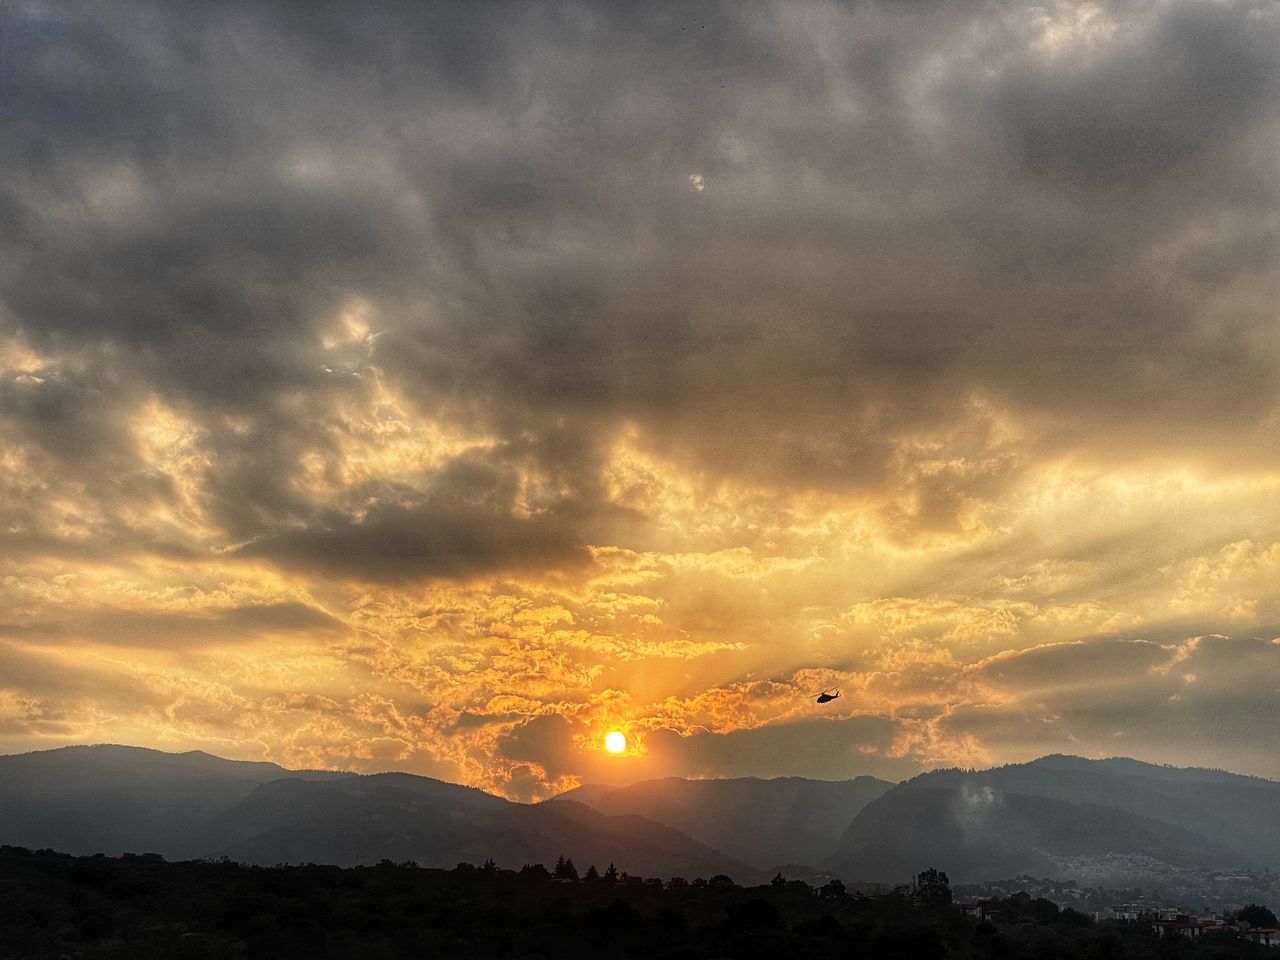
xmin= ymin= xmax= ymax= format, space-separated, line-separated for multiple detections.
xmin=604 ymin=731 xmax=627 ymax=754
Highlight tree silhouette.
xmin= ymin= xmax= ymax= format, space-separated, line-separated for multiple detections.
xmin=914 ymin=868 xmax=952 ymax=906
xmin=553 ymin=856 xmax=579 ymax=880
xmin=819 ymin=878 xmax=846 ymax=900
xmin=1239 ymin=904 xmax=1279 ymax=928
xmin=0 ymin=844 xmax=1161 ymax=959
xmin=771 ymin=872 xmax=786 ymax=888
xmin=604 ymin=862 xmax=619 ymax=882
xmin=584 ymin=864 xmax=600 ymax=881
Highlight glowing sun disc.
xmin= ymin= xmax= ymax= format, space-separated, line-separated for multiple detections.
xmin=604 ymin=731 xmax=627 ymax=754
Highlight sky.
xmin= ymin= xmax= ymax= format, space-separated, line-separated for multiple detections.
xmin=2 ymin=0 xmax=1280 ymax=800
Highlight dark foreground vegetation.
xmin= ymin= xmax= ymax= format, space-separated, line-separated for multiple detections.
xmin=0 ymin=846 xmax=1271 ymax=960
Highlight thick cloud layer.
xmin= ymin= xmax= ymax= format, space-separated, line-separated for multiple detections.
xmin=2 ymin=0 xmax=1280 ymax=795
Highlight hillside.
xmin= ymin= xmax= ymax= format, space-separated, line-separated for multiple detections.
xmin=9 ymin=745 xmax=1280 ymax=888
xmin=828 ymin=756 xmax=1280 ymax=883
xmin=557 ymin=775 xmax=893 ymax=870
xmin=991 ymin=755 xmax=1280 ymax=864
xmin=0 ymin=745 xmax=749 ymax=880
xmin=0 ymin=745 xmax=347 ymax=858
xmin=200 ymin=773 xmax=751 ymax=877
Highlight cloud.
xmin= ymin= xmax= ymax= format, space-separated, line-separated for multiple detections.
xmin=238 ymin=499 xmax=592 ymax=584
xmin=6 ymin=0 xmax=1278 ymax=537
xmin=73 ymin=602 xmax=342 ymax=647
xmin=2 ymin=0 xmax=1280 ymax=794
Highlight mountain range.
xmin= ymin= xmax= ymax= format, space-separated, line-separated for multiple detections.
xmin=828 ymin=755 xmax=1280 ymax=882
xmin=0 ymin=745 xmax=751 ymax=880
xmin=554 ymin=774 xmax=892 ymax=869
xmin=4 ymin=745 xmax=1280 ymax=886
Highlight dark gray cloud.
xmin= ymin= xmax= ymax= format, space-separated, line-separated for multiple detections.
xmin=948 ymin=633 xmax=1280 ymax=776
xmin=234 ymin=447 xmax=597 ymax=581
xmin=2 ymin=0 xmax=1279 ymax=571
xmin=0 ymin=602 xmax=340 ymax=648
xmin=644 ymin=716 xmax=918 ymax=782
xmin=84 ymin=601 xmax=342 ymax=645
xmin=987 ymin=3 xmax=1279 ymax=185
xmin=239 ymin=498 xmax=591 ymax=583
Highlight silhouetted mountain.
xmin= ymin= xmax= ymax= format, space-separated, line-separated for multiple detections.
xmin=0 ymin=746 xmax=750 ymax=880
xmin=13 ymin=745 xmax=1280 ymax=889
xmin=0 ymin=745 xmax=346 ymax=857
xmin=828 ymin=756 xmax=1280 ymax=883
xmin=555 ymin=775 xmax=893 ymax=869
xmin=200 ymin=773 xmax=751 ymax=877
xmin=552 ymin=781 xmax=621 ymax=808
xmin=984 ymin=755 xmax=1280 ymax=865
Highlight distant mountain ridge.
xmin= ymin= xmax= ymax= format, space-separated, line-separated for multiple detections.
xmin=7 ymin=745 xmax=1280 ymax=888
xmin=555 ymin=774 xmax=893 ymax=870
xmin=828 ymin=754 xmax=1280 ymax=884
xmin=0 ymin=745 xmax=750 ymax=880
xmin=0 ymin=744 xmax=348 ymax=858
xmin=204 ymin=774 xmax=750 ymax=879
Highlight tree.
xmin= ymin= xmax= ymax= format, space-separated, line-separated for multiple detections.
xmin=1239 ymin=904 xmax=1279 ymax=928
xmin=771 ymin=872 xmax=786 ymax=889
xmin=553 ymin=856 xmax=578 ymax=880
xmin=914 ymin=868 xmax=952 ymax=906
xmin=584 ymin=864 xmax=600 ymax=881
xmin=604 ymin=862 xmax=619 ymax=882
xmin=819 ymin=878 xmax=846 ymax=900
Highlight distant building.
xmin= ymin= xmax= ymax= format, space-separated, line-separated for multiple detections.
xmin=1151 ymin=916 xmax=1229 ymax=941
xmin=1247 ymin=928 xmax=1280 ymax=948
xmin=1111 ymin=902 xmax=1149 ymax=921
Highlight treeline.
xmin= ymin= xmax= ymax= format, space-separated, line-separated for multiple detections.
xmin=0 ymin=845 xmax=1271 ymax=959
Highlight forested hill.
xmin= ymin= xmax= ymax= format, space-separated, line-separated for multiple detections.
xmin=8 ymin=745 xmax=1280 ymax=890
xmin=829 ymin=755 xmax=1280 ymax=883
xmin=0 ymin=745 xmax=748 ymax=880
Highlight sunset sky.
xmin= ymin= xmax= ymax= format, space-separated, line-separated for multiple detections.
xmin=3 ymin=0 xmax=1280 ymax=800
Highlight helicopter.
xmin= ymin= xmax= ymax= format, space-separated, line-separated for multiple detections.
xmin=815 ymin=688 xmax=841 ymax=704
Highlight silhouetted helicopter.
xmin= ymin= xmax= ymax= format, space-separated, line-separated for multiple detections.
xmin=815 ymin=688 xmax=841 ymax=704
